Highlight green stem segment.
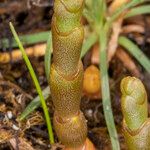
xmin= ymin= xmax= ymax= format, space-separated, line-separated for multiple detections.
xmin=121 ymin=76 xmax=150 ymax=150
xmin=121 ymin=77 xmax=148 ymax=131
xmin=50 ymin=0 xmax=87 ymax=148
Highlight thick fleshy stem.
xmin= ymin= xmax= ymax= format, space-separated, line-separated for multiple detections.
xmin=121 ymin=76 xmax=150 ymax=150
xmin=50 ymin=0 xmax=88 ymax=149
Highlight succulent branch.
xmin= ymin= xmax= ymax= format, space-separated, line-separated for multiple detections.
xmin=50 ymin=0 xmax=89 ymax=149
xmin=52 ymin=0 xmax=84 ymax=76
xmin=121 ymin=76 xmax=150 ymax=150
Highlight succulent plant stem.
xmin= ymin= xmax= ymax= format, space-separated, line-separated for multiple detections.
xmin=121 ymin=76 xmax=150 ymax=150
xmin=50 ymin=0 xmax=89 ymax=149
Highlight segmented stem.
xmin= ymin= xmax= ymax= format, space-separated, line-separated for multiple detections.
xmin=121 ymin=76 xmax=150 ymax=150
xmin=50 ymin=0 xmax=87 ymax=148
xmin=121 ymin=76 xmax=147 ymax=131
xmin=52 ymin=0 xmax=84 ymax=76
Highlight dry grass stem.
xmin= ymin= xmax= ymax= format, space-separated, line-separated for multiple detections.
xmin=91 ymin=43 xmax=100 ymax=65
xmin=107 ymin=17 xmax=123 ymax=62
xmin=122 ymin=24 xmax=145 ymax=33
xmin=108 ymin=0 xmax=130 ymax=14
xmin=116 ymin=48 xmax=140 ymax=77
xmin=91 ymin=44 xmax=140 ymax=77
xmin=0 ymin=43 xmax=46 ymax=63
xmin=9 ymin=137 xmax=35 ymax=150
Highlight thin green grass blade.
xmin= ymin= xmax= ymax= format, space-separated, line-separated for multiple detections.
xmin=118 ymin=36 xmax=150 ymax=73
xmin=109 ymin=0 xmax=145 ymax=24
xmin=81 ymin=33 xmax=97 ymax=58
xmin=92 ymin=0 xmax=102 ymax=22
xmin=44 ymin=32 xmax=52 ymax=81
xmin=1 ymin=31 xmax=49 ymax=49
xmin=83 ymin=9 xmax=94 ymax=24
xmin=125 ymin=5 xmax=150 ymax=18
xmin=98 ymin=0 xmax=106 ymax=25
xmin=9 ymin=22 xmax=54 ymax=144
xmin=19 ymin=86 xmax=50 ymax=120
xmin=99 ymin=30 xmax=120 ymax=150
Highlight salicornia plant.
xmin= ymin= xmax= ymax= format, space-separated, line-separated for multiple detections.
xmin=15 ymin=0 xmax=150 ymax=149
xmin=50 ymin=0 xmax=89 ymax=149
xmin=121 ymin=76 xmax=150 ymax=150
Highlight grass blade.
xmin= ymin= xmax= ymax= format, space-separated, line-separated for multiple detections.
xmin=99 ymin=30 xmax=120 ymax=150
xmin=9 ymin=22 xmax=54 ymax=144
xmin=109 ymin=0 xmax=145 ymax=23
xmin=44 ymin=32 xmax=52 ymax=81
xmin=81 ymin=33 xmax=97 ymax=58
xmin=1 ymin=31 xmax=49 ymax=49
xmin=83 ymin=9 xmax=94 ymax=25
xmin=19 ymin=86 xmax=50 ymax=120
xmin=20 ymin=33 xmax=52 ymax=120
xmin=125 ymin=5 xmax=150 ymax=18
xmin=118 ymin=36 xmax=150 ymax=73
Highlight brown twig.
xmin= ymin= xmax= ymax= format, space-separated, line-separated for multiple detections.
xmin=91 ymin=45 xmax=140 ymax=77
xmin=9 ymin=137 xmax=35 ymax=150
xmin=0 ymin=43 xmax=46 ymax=63
xmin=122 ymin=24 xmax=145 ymax=34
xmin=0 ymin=80 xmax=32 ymax=99
xmin=116 ymin=48 xmax=140 ymax=77
xmin=107 ymin=17 xmax=123 ymax=62
xmin=91 ymin=43 xmax=99 ymax=65
xmin=108 ymin=0 xmax=130 ymax=14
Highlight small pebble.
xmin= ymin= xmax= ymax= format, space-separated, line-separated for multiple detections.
xmin=87 ymin=109 xmax=93 ymax=117
xmin=12 ymin=124 xmax=20 ymax=131
xmin=7 ymin=111 xmax=13 ymax=119
xmin=83 ymin=65 xmax=101 ymax=95
xmin=16 ymin=94 xmax=23 ymax=104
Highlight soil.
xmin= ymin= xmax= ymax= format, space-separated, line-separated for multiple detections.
xmin=0 ymin=1 xmax=150 ymax=150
